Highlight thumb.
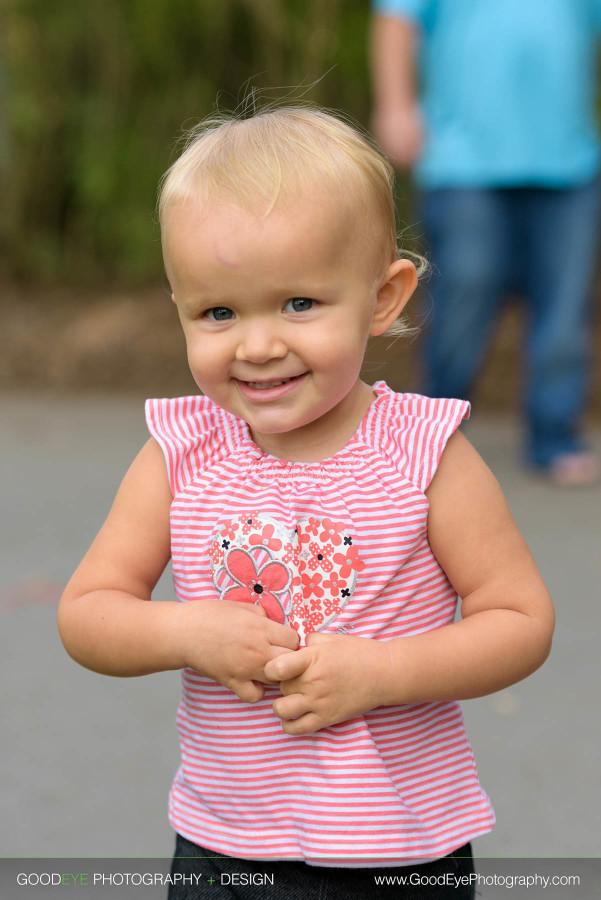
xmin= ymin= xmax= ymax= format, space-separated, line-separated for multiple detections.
xmin=264 ymin=647 xmax=309 ymax=683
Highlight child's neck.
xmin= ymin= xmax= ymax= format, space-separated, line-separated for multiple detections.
xmin=249 ymin=380 xmax=376 ymax=463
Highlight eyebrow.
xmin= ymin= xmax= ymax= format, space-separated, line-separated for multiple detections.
xmin=178 ymin=291 xmax=215 ymax=313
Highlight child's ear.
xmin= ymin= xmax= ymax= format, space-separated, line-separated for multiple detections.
xmin=171 ymin=292 xmax=177 ymax=304
xmin=369 ymin=259 xmax=418 ymax=337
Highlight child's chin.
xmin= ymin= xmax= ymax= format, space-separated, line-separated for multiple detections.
xmin=249 ymin=418 xmax=298 ymax=436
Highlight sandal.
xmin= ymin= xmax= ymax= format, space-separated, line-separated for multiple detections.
xmin=548 ymin=452 xmax=601 ymax=487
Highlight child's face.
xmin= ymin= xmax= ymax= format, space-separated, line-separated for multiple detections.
xmin=164 ymin=190 xmax=405 ymax=459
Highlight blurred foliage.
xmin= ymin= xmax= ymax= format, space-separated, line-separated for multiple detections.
xmin=0 ymin=0 xmax=409 ymax=285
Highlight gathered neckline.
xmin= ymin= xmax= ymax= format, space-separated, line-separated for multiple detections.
xmin=234 ymin=381 xmax=391 ymax=467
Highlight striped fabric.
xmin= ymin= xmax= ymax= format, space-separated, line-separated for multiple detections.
xmin=145 ymin=382 xmax=495 ymax=865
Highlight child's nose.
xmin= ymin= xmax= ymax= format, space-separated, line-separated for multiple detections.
xmin=235 ymin=321 xmax=287 ymax=363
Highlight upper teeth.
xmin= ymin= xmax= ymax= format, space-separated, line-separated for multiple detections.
xmin=248 ymin=379 xmax=290 ymax=389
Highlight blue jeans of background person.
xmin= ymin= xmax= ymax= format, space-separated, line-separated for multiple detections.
xmin=420 ymin=180 xmax=600 ymax=467
xmin=168 ymin=833 xmax=475 ymax=899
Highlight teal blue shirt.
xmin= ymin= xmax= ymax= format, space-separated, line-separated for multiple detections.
xmin=373 ymin=0 xmax=601 ymax=187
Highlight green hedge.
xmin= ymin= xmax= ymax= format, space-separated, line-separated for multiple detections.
xmin=1 ymin=0 xmax=390 ymax=284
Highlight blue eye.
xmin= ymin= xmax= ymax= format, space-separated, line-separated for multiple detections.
xmin=205 ymin=307 xmax=234 ymax=321
xmin=285 ymin=297 xmax=314 ymax=313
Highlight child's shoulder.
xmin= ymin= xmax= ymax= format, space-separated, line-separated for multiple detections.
xmin=371 ymin=382 xmax=471 ymax=494
xmin=145 ymin=394 xmax=243 ymax=496
xmin=374 ymin=382 xmax=470 ymax=424
xmin=145 ymin=392 xmax=225 ymax=434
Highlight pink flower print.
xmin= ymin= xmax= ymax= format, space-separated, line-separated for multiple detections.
xmin=291 ymin=590 xmax=308 ymax=618
xmin=220 ymin=521 xmax=239 ymax=541
xmin=301 ymin=571 xmax=324 ymax=599
xmin=309 ymin=540 xmax=333 ymax=561
xmin=306 ymin=609 xmax=325 ymax=631
xmin=324 ymin=597 xmax=340 ymax=617
xmin=249 ymin=523 xmax=283 ymax=552
xmin=209 ymin=541 xmax=224 ymax=565
xmin=297 ymin=526 xmax=312 ymax=548
xmin=323 ymin=572 xmax=344 ymax=597
xmin=222 ymin=548 xmax=291 ymax=624
xmin=239 ymin=512 xmax=261 ymax=535
xmin=308 ymin=541 xmax=333 ymax=572
xmin=319 ymin=518 xmax=346 ymax=546
xmin=282 ymin=542 xmax=297 ymax=564
xmin=333 ymin=546 xmax=366 ymax=579
xmin=305 ymin=517 xmax=321 ymax=537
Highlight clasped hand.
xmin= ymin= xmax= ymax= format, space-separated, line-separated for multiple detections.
xmin=184 ymin=601 xmax=388 ymax=734
xmin=182 ymin=599 xmax=299 ymax=703
xmin=264 ymin=632 xmax=387 ymax=735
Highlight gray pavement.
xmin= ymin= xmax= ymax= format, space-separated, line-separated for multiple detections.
xmin=1 ymin=391 xmax=600 ymax=868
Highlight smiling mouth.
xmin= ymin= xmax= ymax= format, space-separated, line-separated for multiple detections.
xmin=243 ymin=374 xmax=305 ymax=390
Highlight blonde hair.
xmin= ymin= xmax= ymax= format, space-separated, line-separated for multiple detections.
xmin=159 ymin=105 xmax=426 ymax=335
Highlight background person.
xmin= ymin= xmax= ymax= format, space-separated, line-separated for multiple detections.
xmin=370 ymin=0 xmax=601 ymax=485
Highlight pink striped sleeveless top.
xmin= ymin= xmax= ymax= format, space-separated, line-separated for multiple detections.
xmin=145 ymin=382 xmax=495 ymax=865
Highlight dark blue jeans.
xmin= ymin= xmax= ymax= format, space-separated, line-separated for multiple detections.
xmin=168 ymin=833 xmax=475 ymax=899
xmin=420 ymin=180 xmax=601 ymax=467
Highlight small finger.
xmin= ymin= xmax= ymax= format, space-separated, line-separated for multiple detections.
xmin=264 ymin=648 xmax=309 ymax=683
xmin=265 ymin=645 xmax=298 ymax=662
xmin=267 ymin=623 xmax=300 ymax=651
xmin=280 ymin=713 xmax=324 ymax=736
xmin=272 ymin=693 xmax=311 ymax=722
xmin=277 ymin=676 xmax=301 ymax=696
xmin=305 ymin=631 xmax=337 ymax=646
xmin=260 ymin=646 xmax=297 ymax=684
xmin=234 ymin=680 xmax=265 ymax=703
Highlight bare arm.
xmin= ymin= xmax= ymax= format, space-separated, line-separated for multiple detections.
xmin=58 ymin=438 xmax=298 ymax=701
xmin=266 ymin=432 xmax=554 ymax=733
xmin=382 ymin=431 xmax=554 ymax=700
xmin=370 ymin=13 xmax=423 ymax=167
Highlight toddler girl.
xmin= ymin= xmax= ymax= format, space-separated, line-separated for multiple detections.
xmin=58 ymin=106 xmax=554 ymax=899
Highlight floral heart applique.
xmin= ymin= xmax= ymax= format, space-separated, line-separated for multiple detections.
xmin=209 ymin=513 xmax=365 ymax=644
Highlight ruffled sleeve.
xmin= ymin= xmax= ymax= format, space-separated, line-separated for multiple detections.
xmin=145 ymin=395 xmax=239 ymax=497
xmin=381 ymin=392 xmax=470 ymax=494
